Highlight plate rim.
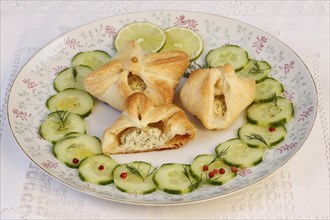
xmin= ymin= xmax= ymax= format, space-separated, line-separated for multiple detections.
xmin=6 ymin=10 xmax=319 ymax=206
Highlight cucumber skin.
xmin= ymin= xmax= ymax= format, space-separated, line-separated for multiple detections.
xmin=247 ymin=100 xmax=294 ymax=127
xmin=39 ymin=112 xmax=86 ymax=144
xmin=206 ymin=45 xmax=249 ymax=71
xmin=247 ymin=112 xmax=293 ymax=127
xmin=190 ymin=154 xmax=237 ymax=185
xmin=223 ymin=157 xmax=263 ymax=168
xmin=53 ymin=67 xmax=71 ymax=92
xmin=237 ymin=126 xmax=287 ymax=148
xmin=112 ymin=162 xmax=157 ymax=195
xmin=78 ymin=170 xmax=114 ymax=185
xmin=46 ymin=88 xmax=95 ymax=118
xmin=115 ymin=184 xmax=157 ymax=195
xmin=153 ymin=163 xmax=195 ymax=195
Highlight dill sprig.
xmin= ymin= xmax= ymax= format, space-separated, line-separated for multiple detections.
xmin=248 ymin=59 xmax=270 ymax=75
xmin=245 ymin=133 xmax=270 ymax=149
xmin=50 ymin=110 xmax=71 ymax=130
xmin=182 ymin=165 xmax=198 ymax=189
xmin=125 ymin=163 xmax=157 ymax=182
xmin=184 ymin=61 xmax=210 ymax=78
xmin=208 ymin=146 xmax=230 ymax=165
xmin=269 ymin=92 xmax=279 ymax=109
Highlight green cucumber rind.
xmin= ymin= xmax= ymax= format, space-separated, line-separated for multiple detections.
xmin=247 ymin=97 xmax=294 ymax=127
xmin=112 ymin=161 xmax=157 ymax=195
xmin=254 ymin=77 xmax=285 ymax=102
xmin=78 ymin=154 xmax=117 ymax=185
xmin=39 ymin=111 xmax=86 ymax=144
xmin=237 ymin=124 xmax=287 ymax=148
xmin=190 ymin=154 xmax=237 ymax=185
xmin=206 ymin=45 xmax=249 ymax=71
xmin=46 ymin=88 xmax=95 ymax=118
xmin=71 ymin=50 xmax=111 ymax=70
xmin=153 ymin=163 xmax=195 ymax=194
xmin=215 ymin=138 xmax=264 ymax=168
xmin=52 ymin=134 xmax=102 ymax=168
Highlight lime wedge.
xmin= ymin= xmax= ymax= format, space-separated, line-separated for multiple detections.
xmin=114 ymin=22 xmax=166 ymax=53
xmin=161 ymin=27 xmax=203 ymax=61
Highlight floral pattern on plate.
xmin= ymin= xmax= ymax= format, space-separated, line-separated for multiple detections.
xmin=7 ymin=11 xmax=317 ymax=205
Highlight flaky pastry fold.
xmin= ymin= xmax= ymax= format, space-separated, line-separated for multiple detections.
xmin=180 ymin=64 xmax=256 ymax=130
xmin=102 ymin=92 xmax=196 ymax=154
xmin=84 ymin=40 xmax=189 ymax=111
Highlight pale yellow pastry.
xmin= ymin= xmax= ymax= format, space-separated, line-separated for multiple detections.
xmin=102 ymin=92 xmax=196 ymax=154
xmin=180 ymin=64 xmax=256 ymax=130
xmin=84 ymin=40 xmax=189 ymax=111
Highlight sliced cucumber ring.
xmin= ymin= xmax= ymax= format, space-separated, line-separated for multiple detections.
xmin=238 ymin=123 xmax=287 ymax=148
xmin=113 ymin=161 xmax=157 ymax=194
xmin=71 ymin=50 xmax=111 ymax=70
xmin=255 ymin=77 xmax=284 ymax=102
xmin=39 ymin=111 xmax=86 ymax=143
xmin=53 ymin=65 xmax=93 ymax=92
xmin=79 ymin=154 xmax=118 ymax=184
xmin=190 ymin=154 xmax=236 ymax=185
xmin=247 ymin=97 xmax=294 ymax=127
xmin=206 ymin=45 xmax=249 ymax=71
xmin=236 ymin=59 xmax=271 ymax=83
xmin=153 ymin=163 xmax=196 ymax=194
xmin=47 ymin=89 xmax=95 ymax=117
xmin=53 ymin=133 xmax=102 ymax=168
xmin=215 ymin=139 xmax=264 ymax=167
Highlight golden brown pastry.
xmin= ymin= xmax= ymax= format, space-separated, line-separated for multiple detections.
xmin=180 ymin=64 xmax=256 ymax=130
xmin=84 ymin=40 xmax=189 ymax=111
xmin=102 ymin=92 xmax=196 ymax=154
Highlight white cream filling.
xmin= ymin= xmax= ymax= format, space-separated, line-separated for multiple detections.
xmin=120 ymin=126 xmax=166 ymax=151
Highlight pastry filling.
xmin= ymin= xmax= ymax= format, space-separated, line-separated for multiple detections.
xmin=214 ymin=94 xmax=227 ymax=116
xmin=128 ymin=72 xmax=146 ymax=91
xmin=214 ymin=79 xmax=227 ymax=116
xmin=120 ymin=126 xmax=166 ymax=151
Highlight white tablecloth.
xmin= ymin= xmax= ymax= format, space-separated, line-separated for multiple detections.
xmin=1 ymin=1 xmax=329 ymax=219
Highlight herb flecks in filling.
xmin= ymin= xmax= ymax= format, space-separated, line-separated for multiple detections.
xmin=128 ymin=72 xmax=146 ymax=91
xmin=214 ymin=79 xmax=227 ymax=116
xmin=120 ymin=126 xmax=166 ymax=151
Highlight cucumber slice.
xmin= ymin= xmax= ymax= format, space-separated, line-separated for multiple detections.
xmin=54 ymin=66 xmax=93 ymax=92
xmin=39 ymin=111 xmax=86 ymax=143
xmin=236 ymin=59 xmax=271 ymax=83
xmin=238 ymin=123 xmax=287 ymax=148
xmin=113 ymin=161 xmax=157 ymax=194
xmin=206 ymin=45 xmax=248 ymax=71
xmin=53 ymin=133 xmax=102 ymax=168
xmin=73 ymin=65 xmax=93 ymax=91
xmin=255 ymin=77 xmax=284 ymax=102
xmin=47 ymin=89 xmax=95 ymax=117
xmin=247 ymin=97 xmax=294 ymax=127
xmin=215 ymin=139 xmax=264 ymax=167
xmin=79 ymin=154 xmax=118 ymax=184
xmin=153 ymin=163 xmax=196 ymax=194
xmin=190 ymin=154 xmax=236 ymax=185
xmin=71 ymin=50 xmax=111 ymax=70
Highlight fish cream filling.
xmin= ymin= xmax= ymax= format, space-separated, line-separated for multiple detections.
xmin=213 ymin=79 xmax=227 ymax=116
xmin=128 ymin=72 xmax=146 ymax=91
xmin=120 ymin=126 xmax=166 ymax=151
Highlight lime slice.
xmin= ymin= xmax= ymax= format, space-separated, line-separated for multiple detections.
xmin=114 ymin=22 xmax=166 ymax=53
xmin=161 ymin=27 xmax=203 ymax=61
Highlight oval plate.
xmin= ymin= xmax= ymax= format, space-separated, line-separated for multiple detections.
xmin=7 ymin=11 xmax=317 ymax=205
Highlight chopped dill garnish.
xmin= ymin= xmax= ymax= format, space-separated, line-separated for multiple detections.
xmin=245 ymin=133 xmax=270 ymax=149
xmin=125 ymin=163 xmax=157 ymax=182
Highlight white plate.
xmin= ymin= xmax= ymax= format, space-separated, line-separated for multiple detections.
xmin=8 ymin=11 xmax=317 ymax=205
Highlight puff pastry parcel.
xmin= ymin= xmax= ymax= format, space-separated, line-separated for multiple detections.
xmin=180 ymin=64 xmax=256 ymax=130
xmin=102 ymin=92 xmax=196 ymax=154
xmin=84 ymin=40 xmax=189 ymax=111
